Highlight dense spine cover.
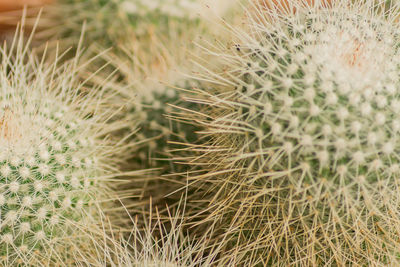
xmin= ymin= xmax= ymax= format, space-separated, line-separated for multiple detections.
xmin=0 ymin=32 xmax=133 ymax=266
xmin=182 ymin=0 xmax=400 ymax=265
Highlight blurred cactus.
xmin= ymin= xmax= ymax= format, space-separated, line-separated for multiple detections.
xmin=182 ymin=0 xmax=400 ymax=265
xmin=43 ymin=0 xmax=206 ymax=44
xmin=38 ymin=0 xmax=234 ymax=173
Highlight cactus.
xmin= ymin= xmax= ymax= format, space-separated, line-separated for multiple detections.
xmin=112 ymin=1 xmax=236 ymax=172
xmin=36 ymin=0 xmax=236 ymax=217
xmin=38 ymin=0 xmax=234 ymax=171
xmin=182 ymin=0 xmax=400 ymax=265
xmin=39 ymin=0 xmax=222 ymax=56
xmin=44 ymin=0 xmax=205 ymax=45
xmin=0 ymin=32 xmax=134 ymax=266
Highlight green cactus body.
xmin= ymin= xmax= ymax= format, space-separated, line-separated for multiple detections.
xmin=106 ymin=2 xmax=207 ymax=171
xmin=186 ymin=0 xmax=400 ymax=265
xmin=125 ymin=77 xmax=198 ymax=170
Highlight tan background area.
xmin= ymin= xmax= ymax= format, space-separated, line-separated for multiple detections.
xmin=0 ymin=0 xmax=52 ymax=11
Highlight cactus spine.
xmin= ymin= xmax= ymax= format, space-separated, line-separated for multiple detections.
xmin=183 ymin=0 xmax=400 ymax=265
xmin=40 ymin=0 xmax=233 ymax=170
xmin=0 ymin=33 xmax=132 ymax=266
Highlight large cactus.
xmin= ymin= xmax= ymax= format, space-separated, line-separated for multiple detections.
xmin=182 ymin=0 xmax=400 ymax=265
xmin=0 ymin=33 xmax=134 ymax=266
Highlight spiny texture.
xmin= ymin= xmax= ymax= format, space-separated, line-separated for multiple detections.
xmin=183 ymin=0 xmax=400 ymax=265
xmin=41 ymin=0 xmax=232 ymax=170
xmin=124 ymin=206 xmax=219 ymax=267
xmin=85 ymin=202 xmax=221 ymax=267
xmin=0 ymin=34 xmax=133 ymax=266
xmin=99 ymin=0 xmax=232 ymax=170
xmin=120 ymin=73 xmax=199 ymax=171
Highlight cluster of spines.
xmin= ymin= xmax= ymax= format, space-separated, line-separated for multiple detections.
xmin=181 ymin=0 xmax=400 ymax=265
xmin=0 ymin=103 xmax=99 ymax=264
xmin=0 ymin=29 xmax=137 ymax=265
xmin=41 ymin=0 xmax=210 ymax=167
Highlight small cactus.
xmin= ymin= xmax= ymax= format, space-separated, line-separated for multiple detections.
xmin=184 ymin=0 xmax=400 ymax=265
xmin=0 ymin=33 xmax=132 ymax=266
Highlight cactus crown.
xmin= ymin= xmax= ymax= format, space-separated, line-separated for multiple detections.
xmin=187 ymin=0 xmax=400 ymax=265
xmin=0 ymin=34 xmax=130 ymax=266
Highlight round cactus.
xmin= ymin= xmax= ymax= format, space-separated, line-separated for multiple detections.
xmin=184 ymin=0 xmax=400 ymax=265
xmin=0 ymin=33 xmax=133 ymax=266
